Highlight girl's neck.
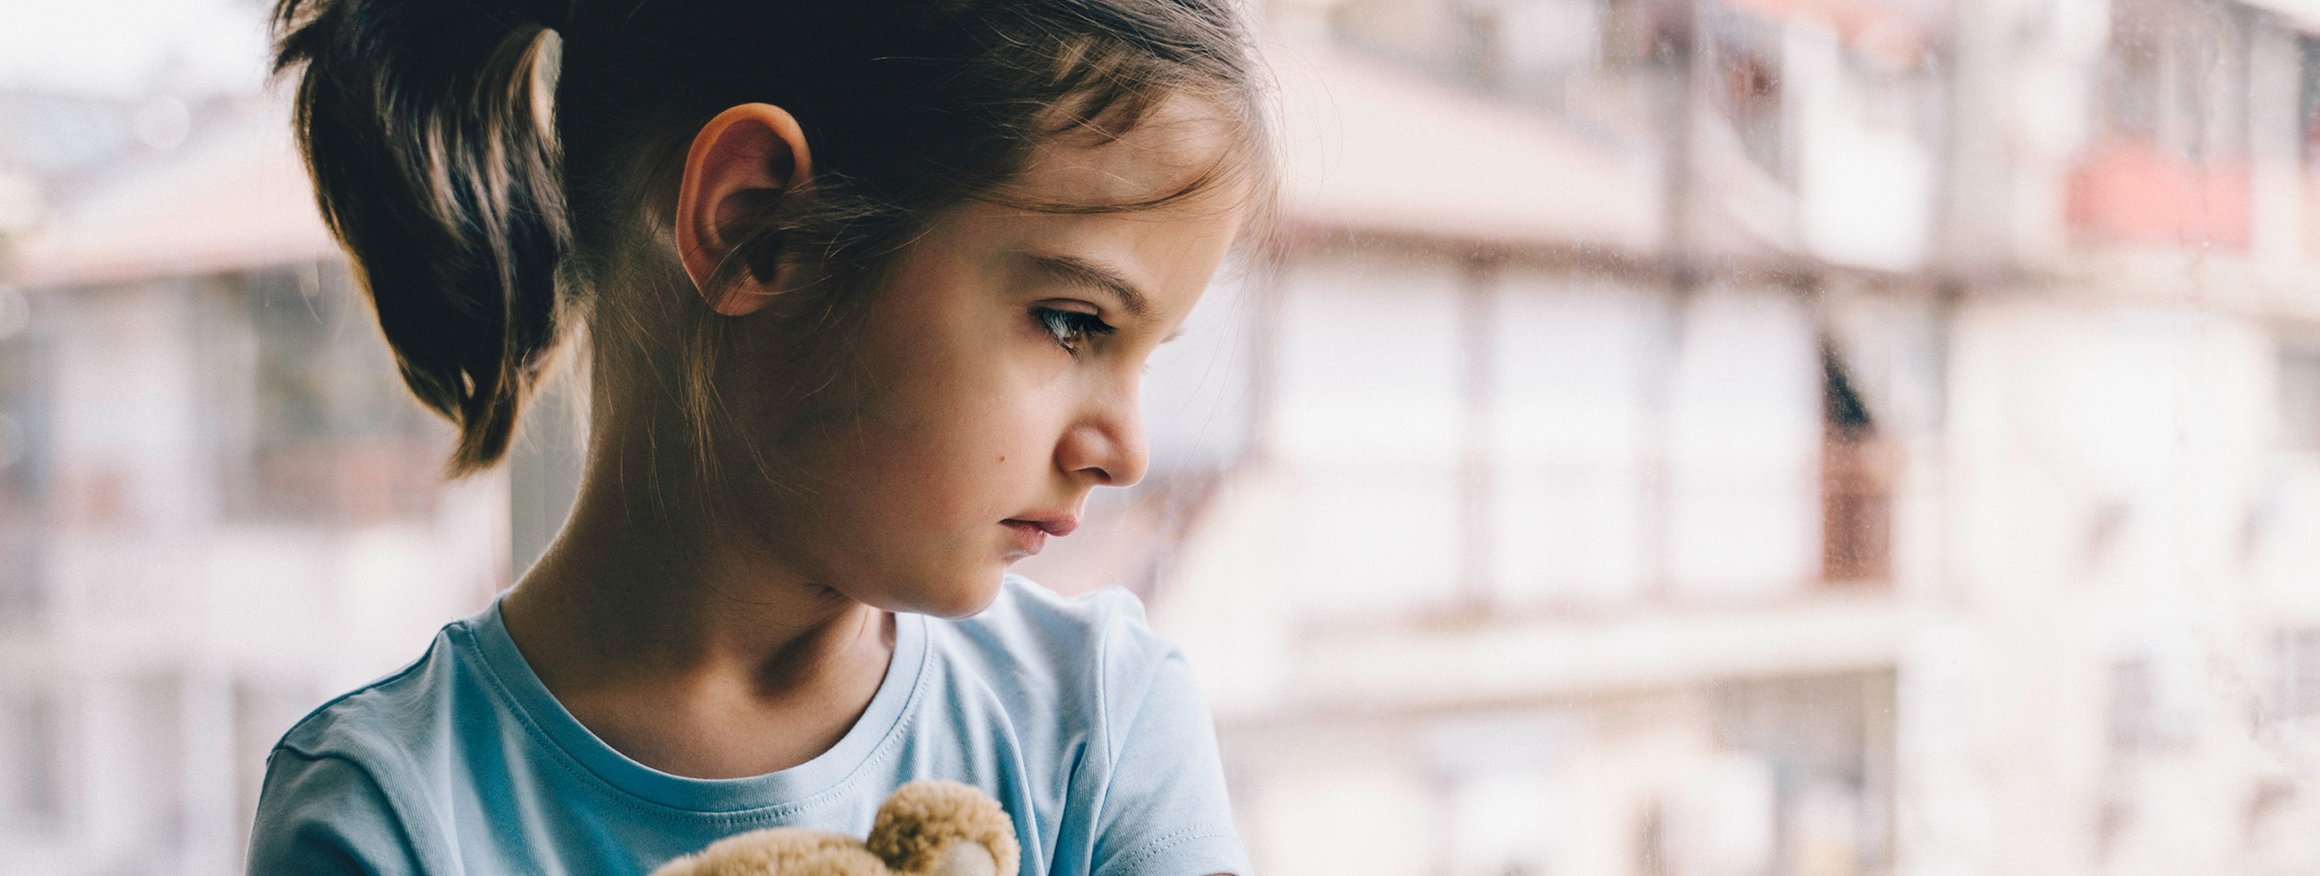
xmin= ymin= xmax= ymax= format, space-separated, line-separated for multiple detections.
xmin=499 ymin=439 xmax=893 ymax=719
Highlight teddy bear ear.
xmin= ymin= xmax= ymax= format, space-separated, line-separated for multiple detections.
xmin=866 ymin=780 xmax=1020 ymax=876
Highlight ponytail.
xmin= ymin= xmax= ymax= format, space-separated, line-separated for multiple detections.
xmin=271 ymin=0 xmax=1276 ymax=490
xmin=271 ymin=0 xmax=570 ymax=477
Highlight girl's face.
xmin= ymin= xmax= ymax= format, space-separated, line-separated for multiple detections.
xmin=719 ymin=99 xmax=1249 ymax=618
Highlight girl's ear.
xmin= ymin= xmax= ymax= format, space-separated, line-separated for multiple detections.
xmin=673 ymin=103 xmax=815 ymax=317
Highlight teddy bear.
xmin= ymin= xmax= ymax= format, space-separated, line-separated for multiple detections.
xmin=648 ymin=780 xmax=1021 ymax=876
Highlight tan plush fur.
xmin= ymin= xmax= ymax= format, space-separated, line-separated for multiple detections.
xmin=648 ymin=780 xmax=1022 ymax=876
xmin=864 ymin=780 xmax=1020 ymax=875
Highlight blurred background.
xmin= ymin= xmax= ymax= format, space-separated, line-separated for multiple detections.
xmin=4 ymin=0 xmax=2320 ymax=873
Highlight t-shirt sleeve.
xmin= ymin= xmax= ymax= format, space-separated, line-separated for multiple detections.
xmin=1088 ymin=601 xmax=1252 ymax=876
xmin=246 ymin=748 xmax=425 ymax=876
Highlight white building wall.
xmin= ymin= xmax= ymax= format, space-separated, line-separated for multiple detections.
xmin=0 ymin=276 xmax=501 ymax=874
xmin=1666 ymin=285 xmax=1822 ymax=602
xmin=1489 ymin=269 xmax=1661 ymax=608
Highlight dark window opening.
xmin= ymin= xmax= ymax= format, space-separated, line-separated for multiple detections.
xmin=1821 ymin=338 xmax=1891 ymax=585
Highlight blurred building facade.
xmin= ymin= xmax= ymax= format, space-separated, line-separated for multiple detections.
xmin=4 ymin=0 xmax=2320 ymax=874
xmin=0 ymin=93 xmax=505 ymax=873
xmin=1051 ymin=0 xmax=2320 ymax=874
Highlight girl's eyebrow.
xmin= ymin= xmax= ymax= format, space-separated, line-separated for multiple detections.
xmin=1022 ymin=251 xmax=1150 ymax=320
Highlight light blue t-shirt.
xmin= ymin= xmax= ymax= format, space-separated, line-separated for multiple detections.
xmin=246 ymin=575 xmax=1249 ymax=875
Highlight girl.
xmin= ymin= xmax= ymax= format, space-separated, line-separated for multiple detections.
xmin=246 ymin=0 xmax=1277 ymax=873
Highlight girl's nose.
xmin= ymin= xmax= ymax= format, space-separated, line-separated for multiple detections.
xmin=1056 ymin=386 xmax=1149 ymax=488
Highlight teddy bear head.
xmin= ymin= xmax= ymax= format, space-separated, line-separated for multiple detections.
xmin=649 ymin=780 xmax=1020 ymax=876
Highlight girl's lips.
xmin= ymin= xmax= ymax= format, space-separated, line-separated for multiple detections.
xmin=1003 ymin=515 xmax=1079 ymax=537
xmin=1001 ymin=521 xmax=1048 ymax=555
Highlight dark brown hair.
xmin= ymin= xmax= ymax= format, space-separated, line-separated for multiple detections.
xmin=269 ymin=0 xmax=1278 ymax=480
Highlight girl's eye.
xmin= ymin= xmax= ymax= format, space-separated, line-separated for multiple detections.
xmin=1032 ymin=307 xmax=1115 ymax=355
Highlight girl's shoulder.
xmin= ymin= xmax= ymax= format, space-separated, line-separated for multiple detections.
xmin=250 ymin=605 xmax=554 ymax=873
xmin=268 ymin=612 xmax=488 ymax=774
xmin=929 ymin=574 xmax=1189 ymax=720
xmin=945 ymin=573 xmax=1172 ymax=663
xmin=968 ymin=572 xmax=1153 ymax=631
